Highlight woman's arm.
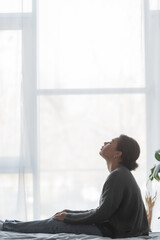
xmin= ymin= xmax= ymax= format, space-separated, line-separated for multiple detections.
xmin=52 ymin=209 xmax=91 ymax=220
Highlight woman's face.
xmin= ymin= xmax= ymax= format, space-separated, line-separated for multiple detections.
xmin=99 ymin=137 xmax=119 ymax=160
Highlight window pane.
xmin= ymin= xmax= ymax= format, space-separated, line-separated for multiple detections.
xmin=0 ymin=30 xmax=21 ymax=157
xmin=0 ymin=173 xmax=33 ymax=220
xmin=40 ymin=171 xmax=107 ymax=219
xmin=38 ymin=0 xmax=144 ymax=88
xmin=0 ymin=0 xmax=32 ymax=13
xmin=39 ymin=94 xmax=147 ymax=216
xmin=39 ymin=94 xmax=146 ymax=170
xmin=150 ymin=0 xmax=160 ymax=10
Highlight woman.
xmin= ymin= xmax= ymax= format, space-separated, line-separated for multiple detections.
xmin=0 ymin=134 xmax=149 ymax=238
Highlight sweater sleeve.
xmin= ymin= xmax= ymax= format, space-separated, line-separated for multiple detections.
xmin=65 ymin=209 xmax=91 ymax=214
xmin=64 ymin=171 xmax=124 ymax=224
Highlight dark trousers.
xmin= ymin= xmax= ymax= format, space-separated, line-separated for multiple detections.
xmin=3 ymin=218 xmax=103 ymax=236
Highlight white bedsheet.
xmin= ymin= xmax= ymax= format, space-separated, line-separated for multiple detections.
xmin=0 ymin=232 xmax=159 ymax=240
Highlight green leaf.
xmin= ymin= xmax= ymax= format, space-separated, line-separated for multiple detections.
xmin=154 ymin=174 xmax=160 ymax=181
xmin=151 ymin=166 xmax=156 ymax=174
xmin=149 ymin=166 xmax=156 ymax=181
xmin=155 ymin=150 xmax=160 ymax=162
xmin=153 ymin=164 xmax=160 ymax=181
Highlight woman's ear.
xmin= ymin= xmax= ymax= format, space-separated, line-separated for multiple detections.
xmin=115 ymin=151 xmax=122 ymax=158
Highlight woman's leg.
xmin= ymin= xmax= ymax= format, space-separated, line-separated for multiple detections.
xmin=3 ymin=218 xmax=102 ymax=236
xmin=3 ymin=219 xmax=54 ymax=233
xmin=49 ymin=219 xmax=103 ymax=236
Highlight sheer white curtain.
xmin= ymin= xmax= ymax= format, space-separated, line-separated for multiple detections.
xmin=0 ymin=0 xmax=36 ymax=220
xmin=0 ymin=0 xmax=159 ymax=231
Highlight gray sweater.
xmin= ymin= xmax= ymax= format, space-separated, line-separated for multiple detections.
xmin=64 ymin=166 xmax=149 ymax=238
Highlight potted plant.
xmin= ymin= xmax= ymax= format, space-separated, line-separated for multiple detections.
xmin=149 ymin=150 xmax=160 ymax=181
xmin=146 ymin=150 xmax=160 ymax=230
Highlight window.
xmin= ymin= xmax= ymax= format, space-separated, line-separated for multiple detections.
xmin=0 ymin=0 xmax=153 ymax=228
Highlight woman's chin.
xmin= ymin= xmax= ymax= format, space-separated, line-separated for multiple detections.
xmin=99 ymin=151 xmax=103 ymax=156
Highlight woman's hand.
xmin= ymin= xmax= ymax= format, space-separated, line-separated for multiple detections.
xmin=52 ymin=210 xmax=67 ymax=221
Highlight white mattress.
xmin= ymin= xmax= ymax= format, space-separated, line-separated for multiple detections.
xmin=0 ymin=232 xmax=159 ymax=240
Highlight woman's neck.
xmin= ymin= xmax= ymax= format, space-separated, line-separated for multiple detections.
xmin=107 ymin=160 xmax=123 ymax=172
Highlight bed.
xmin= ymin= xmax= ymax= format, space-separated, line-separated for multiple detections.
xmin=0 ymin=232 xmax=159 ymax=240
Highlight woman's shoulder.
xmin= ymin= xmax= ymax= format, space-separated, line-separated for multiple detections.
xmin=102 ymin=167 xmax=129 ymax=192
xmin=106 ymin=166 xmax=131 ymax=184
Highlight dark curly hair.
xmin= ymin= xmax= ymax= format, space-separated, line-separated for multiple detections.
xmin=116 ymin=134 xmax=140 ymax=171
